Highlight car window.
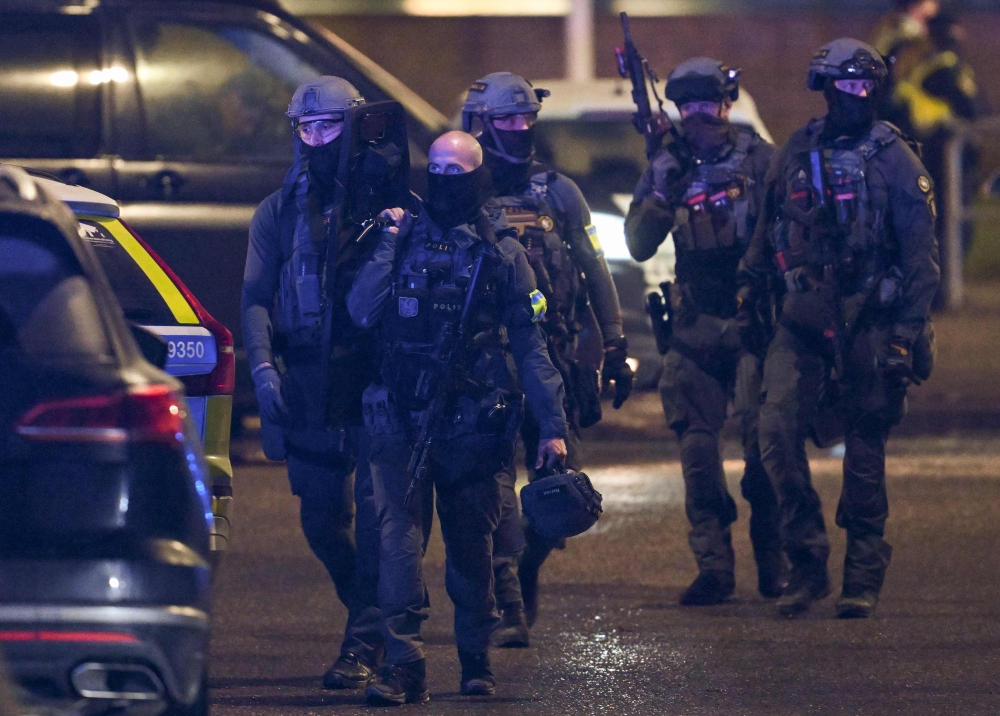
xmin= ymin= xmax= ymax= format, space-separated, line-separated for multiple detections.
xmin=78 ymin=218 xmax=197 ymax=327
xmin=0 ymin=233 xmax=109 ymax=358
xmin=131 ymin=18 xmax=323 ymax=162
xmin=0 ymin=13 xmax=102 ymax=159
xmin=534 ymin=119 xmax=647 ymax=213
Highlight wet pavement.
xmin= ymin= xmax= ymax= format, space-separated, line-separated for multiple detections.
xmin=210 ymin=434 xmax=1000 ymax=715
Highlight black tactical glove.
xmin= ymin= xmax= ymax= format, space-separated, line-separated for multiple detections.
xmin=884 ymin=338 xmax=921 ymax=386
xmin=651 ymin=150 xmax=687 ymax=206
xmin=252 ymin=363 xmax=289 ymax=425
xmin=602 ymin=336 xmax=634 ymax=409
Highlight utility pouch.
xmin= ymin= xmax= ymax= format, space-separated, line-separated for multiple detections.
xmin=647 ymin=286 xmax=673 ymax=356
xmin=686 ymin=185 xmax=718 ymax=251
xmin=276 ymin=252 xmax=323 ymax=347
xmin=780 ymin=287 xmax=836 ymax=347
xmin=436 ymin=388 xmax=523 ymax=487
xmin=913 ymin=319 xmax=935 ymax=382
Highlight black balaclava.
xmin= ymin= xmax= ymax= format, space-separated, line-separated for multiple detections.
xmin=303 ymin=135 xmax=343 ymax=188
xmin=481 ymin=126 xmax=535 ymax=195
xmin=822 ymin=84 xmax=877 ymax=139
xmin=680 ymin=111 xmax=731 ymax=160
xmin=425 ymin=164 xmax=492 ymax=230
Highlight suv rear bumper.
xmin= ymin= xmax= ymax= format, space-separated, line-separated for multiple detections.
xmin=0 ymin=603 xmax=208 ymax=711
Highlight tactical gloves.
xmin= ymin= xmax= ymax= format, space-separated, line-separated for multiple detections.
xmin=884 ymin=338 xmax=921 ymax=386
xmin=602 ymin=336 xmax=634 ymax=409
xmin=252 ymin=363 xmax=289 ymax=424
xmin=650 ymin=150 xmax=687 ymax=205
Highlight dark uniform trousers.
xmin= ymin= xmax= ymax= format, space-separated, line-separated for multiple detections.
xmin=660 ymin=348 xmax=779 ymax=577
xmin=282 ymin=361 xmax=382 ymax=663
xmin=370 ymin=427 xmax=502 ymax=666
xmin=758 ymin=321 xmax=900 ymax=592
xmin=492 ymin=408 xmax=582 ymax=613
xmin=285 ymin=431 xmax=381 ymax=661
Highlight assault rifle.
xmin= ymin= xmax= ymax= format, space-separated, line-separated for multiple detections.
xmin=615 ymin=12 xmax=678 ymax=159
xmin=403 ymin=248 xmax=499 ymax=507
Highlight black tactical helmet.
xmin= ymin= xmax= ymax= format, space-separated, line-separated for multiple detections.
xmin=807 ymin=38 xmax=887 ymax=91
xmin=461 ymin=72 xmax=549 ymax=131
xmin=286 ymin=76 xmax=365 ymax=125
xmin=665 ymin=57 xmax=740 ymax=106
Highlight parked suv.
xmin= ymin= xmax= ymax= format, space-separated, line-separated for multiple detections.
xmin=0 ymin=165 xmax=212 ymax=716
xmin=0 ymin=0 xmax=449 ymax=421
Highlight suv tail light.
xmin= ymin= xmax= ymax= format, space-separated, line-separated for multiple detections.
xmin=119 ymin=220 xmax=235 ymax=396
xmin=16 ymin=385 xmax=185 ymax=444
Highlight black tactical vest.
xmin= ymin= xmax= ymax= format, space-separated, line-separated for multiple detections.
xmin=490 ymin=172 xmax=579 ymax=340
xmin=673 ymin=129 xmax=756 ymax=318
xmin=770 ymin=121 xmax=898 ymax=289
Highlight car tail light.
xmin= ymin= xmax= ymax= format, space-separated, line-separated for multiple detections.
xmin=16 ymin=385 xmax=185 ymax=445
xmin=119 ymin=220 xmax=236 ymax=396
xmin=0 ymin=631 xmax=140 ymax=644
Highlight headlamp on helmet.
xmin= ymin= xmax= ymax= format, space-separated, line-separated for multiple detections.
xmin=807 ymin=38 xmax=887 ymax=91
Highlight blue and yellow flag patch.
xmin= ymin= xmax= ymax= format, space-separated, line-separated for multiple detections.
xmin=585 ymin=224 xmax=602 ymax=253
xmin=529 ymin=289 xmax=547 ymax=323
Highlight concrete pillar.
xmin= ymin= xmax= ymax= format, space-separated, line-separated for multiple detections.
xmin=566 ymin=0 xmax=595 ymax=82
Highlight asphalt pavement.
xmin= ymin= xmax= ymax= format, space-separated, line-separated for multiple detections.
xmin=210 ymin=432 xmax=1000 ymax=715
xmin=212 ymin=282 xmax=1000 ymax=714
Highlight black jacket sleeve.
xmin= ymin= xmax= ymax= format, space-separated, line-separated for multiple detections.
xmin=241 ymin=190 xmax=283 ymax=370
xmin=499 ymin=235 xmax=569 ymax=440
xmin=548 ymin=174 xmax=624 ymax=342
xmin=624 ymin=160 xmax=678 ymax=263
xmin=880 ymin=141 xmax=941 ymax=343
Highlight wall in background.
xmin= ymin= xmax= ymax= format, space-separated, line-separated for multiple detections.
xmin=313 ymin=12 xmax=998 ymax=144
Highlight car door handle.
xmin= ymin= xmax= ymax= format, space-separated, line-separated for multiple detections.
xmin=147 ymin=170 xmax=185 ymax=198
xmin=59 ymin=168 xmax=88 ymax=186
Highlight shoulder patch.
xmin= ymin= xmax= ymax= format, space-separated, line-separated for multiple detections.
xmin=529 ymin=289 xmax=547 ymax=323
xmin=585 ymin=224 xmax=602 ymax=252
xmin=538 ymin=215 xmax=555 ymax=232
xmin=918 ymin=175 xmax=931 ymax=193
xmin=469 ymin=81 xmax=488 ymax=93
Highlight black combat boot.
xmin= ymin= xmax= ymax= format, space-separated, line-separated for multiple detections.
xmin=491 ymin=607 xmax=530 ymax=648
xmin=835 ymin=587 xmax=879 ymax=619
xmin=458 ymin=651 xmax=496 ymax=696
xmin=364 ymin=659 xmax=429 ymax=706
xmin=679 ymin=571 xmax=735 ymax=606
xmin=776 ymin=563 xmax=831 ymax=618
xmin=323 ymin=652 xmax=377 ymax=690
xmin=754 ymin=548 xmax=786 ymax=599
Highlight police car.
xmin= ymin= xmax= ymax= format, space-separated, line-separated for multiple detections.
xmin=36 ymin=173 xmax=235 ymax=554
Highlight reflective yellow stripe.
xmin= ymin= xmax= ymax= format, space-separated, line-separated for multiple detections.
xmin=89 ymin=216 xmax=199 ymax=325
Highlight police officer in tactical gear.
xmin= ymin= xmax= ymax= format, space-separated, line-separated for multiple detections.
xmin=241 ymin=77 xmax=392 ymax=689
xmin=462 ymin=72 xmax=631 ymax=641
xmin=741 ymin=39 xmax=939 ymax=618
xmin=348 ymin=131 xmax=568 ymax=705
xmin=624 ymin=57 xmax=782 ymax=606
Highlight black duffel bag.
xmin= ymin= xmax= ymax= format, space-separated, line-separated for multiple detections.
xmin=520 ymin=468 xmax=603 ymax=540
